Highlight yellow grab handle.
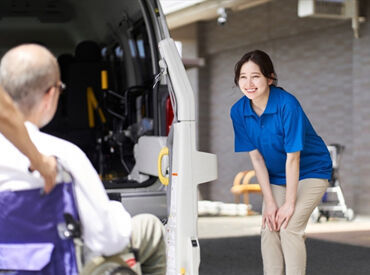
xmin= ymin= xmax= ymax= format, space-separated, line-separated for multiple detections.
xmin=101 ymin=70 xmax=108 ymax=90
xmin=157 ymin=146 xmax=169 ymax=186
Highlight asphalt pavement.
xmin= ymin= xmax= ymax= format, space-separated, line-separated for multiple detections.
xmin=198 ymin=215 xmax=370 ymax=274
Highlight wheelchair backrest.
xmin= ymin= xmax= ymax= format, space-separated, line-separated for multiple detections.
xmin=0 ymin=181 xmax=80 ymax=274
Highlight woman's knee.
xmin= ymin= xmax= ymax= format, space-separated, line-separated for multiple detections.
xmin=261 ymin=227 xmax=282 ymax=243
xmin=279 ymin=228 xmax=305 ymax=243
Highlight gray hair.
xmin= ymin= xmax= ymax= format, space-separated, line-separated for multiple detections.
xmin=0 ymin=44 xmax=59 ymax=115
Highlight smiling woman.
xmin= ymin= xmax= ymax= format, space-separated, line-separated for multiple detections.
xmin=230 ymin=49 xmax=332 ymax=275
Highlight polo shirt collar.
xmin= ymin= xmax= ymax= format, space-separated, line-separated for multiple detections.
xmin=264 ymin=85 xmax=278 ymax=114
xmin=243 ymin=85 xmax=278 ymax=117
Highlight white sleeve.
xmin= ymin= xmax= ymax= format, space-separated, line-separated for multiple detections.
xmin=60 ymin=146 xmax=132 ymax=256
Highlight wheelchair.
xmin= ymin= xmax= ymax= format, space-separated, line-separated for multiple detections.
xmin=311 ymin=144 xmax=355 ymax=222
xmin=0 ymin=164 xmax=139 ymax=275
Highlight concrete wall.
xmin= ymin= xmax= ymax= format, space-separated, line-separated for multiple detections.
xmin=171 ymin=0 xmax=370 ymax=214
xmin=353 ymin=7 xmax=370 ymax=214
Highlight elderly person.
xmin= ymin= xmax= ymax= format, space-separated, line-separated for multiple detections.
xmin=0 ymin=44 xmax=166 ymax=274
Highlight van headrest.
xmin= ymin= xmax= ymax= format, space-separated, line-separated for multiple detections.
xmin=58 ymin=53 xmax=75 ymax=65
xmin=75 ymin=41 xmax=101 ymax=62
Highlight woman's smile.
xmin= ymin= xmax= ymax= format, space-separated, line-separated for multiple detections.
xmin=246 ymin=88 xmax=257 ymax=94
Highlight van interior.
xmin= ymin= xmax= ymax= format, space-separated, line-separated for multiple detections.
xmin=0 ymin=0 xmax=171 ymax=189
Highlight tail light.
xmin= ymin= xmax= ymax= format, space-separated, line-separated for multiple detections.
xmin=166 ymin=95 xmax=174 ymax=136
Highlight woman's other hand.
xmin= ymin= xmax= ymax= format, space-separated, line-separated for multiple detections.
xmin=276 ymin=202 xmax=295 ymax=231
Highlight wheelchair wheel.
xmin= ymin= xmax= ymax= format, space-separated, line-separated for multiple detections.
xmin=89 ymin=263 xmax=137 ymax=275
xmin=310 ymin=207 xmax=320 ymax=223
xmin=80 ymin=255 xmax=138 ymax=275
xmin=345 ymin=208 xmax=355 ymax=221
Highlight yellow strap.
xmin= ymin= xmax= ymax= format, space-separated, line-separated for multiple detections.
xmin=87 ymin=87 xmax=95 ymax=128
xmin=87 ymin=87 xmax=106 ymax=128
xmin=98 ymin=108 xmax=106 ymax=124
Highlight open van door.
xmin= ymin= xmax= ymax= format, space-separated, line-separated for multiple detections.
xmin=159 ymin=37 xmax=218 ymax=275
xmin=145 ymin=2 xmax=218 ymax=272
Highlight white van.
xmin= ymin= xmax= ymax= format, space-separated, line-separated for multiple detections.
xmin=0 ymin=1 xmax=217 ymax=273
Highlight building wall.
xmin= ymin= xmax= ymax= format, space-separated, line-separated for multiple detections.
xmin=353 ymin=10 xmax=370 ymax=214
xmin=172 ymin=0 xmax=370 ymax=214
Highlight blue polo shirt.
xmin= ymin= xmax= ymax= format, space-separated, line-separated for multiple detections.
xmin=230 ymin=85 xmax=332 ymax=185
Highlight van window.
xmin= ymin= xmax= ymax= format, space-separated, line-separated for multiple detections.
xmin=0 ymin=0 xmax=168 ymax=188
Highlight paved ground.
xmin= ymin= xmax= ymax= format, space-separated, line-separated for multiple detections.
xmin=198 ymin=214 xmax=370 ymax=247
xmin=198 ymin=214 xmax=370 ymax=274
xmin=199 ymin=235 xmax=370 ymax=275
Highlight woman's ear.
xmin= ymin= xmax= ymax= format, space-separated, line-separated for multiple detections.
xmin=268 ymin=73 xmax=275 ymax=85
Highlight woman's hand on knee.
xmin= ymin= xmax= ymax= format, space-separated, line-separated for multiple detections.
xmin=263 ymin=201 xmax=278 ymax=231
xmin=276 ymin=202 xmax=295 ymax=231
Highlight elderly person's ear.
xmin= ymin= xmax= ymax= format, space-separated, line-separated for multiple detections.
xmin=42 ymin=87 xmax=54 ymax=108
xmin=44 ymin=85 xmax=59 ymax=105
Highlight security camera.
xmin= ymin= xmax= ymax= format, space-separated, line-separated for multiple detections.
xmin=217 ymin=7 xmax=227 ymax=26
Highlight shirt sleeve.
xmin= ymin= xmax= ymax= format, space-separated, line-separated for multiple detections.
xmin=282 ymin=104 xmax=305 ymax=153
xmin=60 ymin=146 xmax=132 ymax=256
xmin=230 ymin=107 xmax=256 ymax=152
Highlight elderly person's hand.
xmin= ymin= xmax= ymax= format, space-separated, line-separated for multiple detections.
xmin=29 ymin=154 xmax=57 ymax=193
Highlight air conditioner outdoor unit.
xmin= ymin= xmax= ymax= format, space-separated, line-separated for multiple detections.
xmin=298 ymin=0 xmax=355 ymax=19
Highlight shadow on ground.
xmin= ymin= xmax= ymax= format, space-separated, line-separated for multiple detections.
xmin=199 ymin=236 xmax=370 ymax=275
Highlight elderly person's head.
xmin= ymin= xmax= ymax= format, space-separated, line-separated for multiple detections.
xmin=0 ymin=44 xmax=62 ymax=127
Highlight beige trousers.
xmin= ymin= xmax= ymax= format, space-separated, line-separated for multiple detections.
xmin=129 ymin=214 xmax=167 ymax=275
xmin=261 ymin=178 xmax=328 ymax=275
xmin=81 ymin=214 xmax=166 ymax=275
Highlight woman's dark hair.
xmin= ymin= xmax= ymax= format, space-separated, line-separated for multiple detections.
xmin=234 ymin=49 xmax=277 ymax=86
